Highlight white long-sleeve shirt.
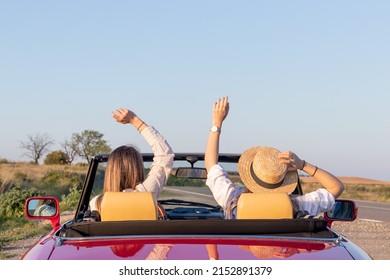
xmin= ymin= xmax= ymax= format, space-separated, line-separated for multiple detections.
xmin=131 ymin=126 xmax=174 ymax=200
xmin=90 ymin=126 xmax=174 ymax=210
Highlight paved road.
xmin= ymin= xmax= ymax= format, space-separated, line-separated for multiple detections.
xmin=165 ymin=186 xmax=390 ymax=222
xmin=163 ymin=186 xmax=217 ymax=206
xmin=354 ymin=200 xmax=390 ymax=222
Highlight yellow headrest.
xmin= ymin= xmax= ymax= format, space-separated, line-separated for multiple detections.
xmin=100 ymin=192 xmax=158 ymax=221
xmin=236 ymin=192 xmax=293 ymax=219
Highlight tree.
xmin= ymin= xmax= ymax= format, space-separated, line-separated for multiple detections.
xmin=20 ymin=133 xmax=54 ymax=164
xmin=71 ymin=130 xmax=111 ymax=162
xmin=44 ymin=150 xmax=70 ymax=165
xmin=61 ymin=139 xmax=78 ymax=164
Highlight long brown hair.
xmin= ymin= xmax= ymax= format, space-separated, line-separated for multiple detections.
xmin=96 ymin=145 xmax=145 ymax=211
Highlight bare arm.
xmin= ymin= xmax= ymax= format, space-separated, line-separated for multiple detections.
xmin=206 ymin=244 xmax=219 ymax=260
xmin=205 ymin=96 xmax=230 ymax=171
xmin=278 ymin=151 xmax=345 ymax=199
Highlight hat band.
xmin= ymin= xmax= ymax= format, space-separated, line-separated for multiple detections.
xmin=250 ymin=163 xmax=284 ymax=189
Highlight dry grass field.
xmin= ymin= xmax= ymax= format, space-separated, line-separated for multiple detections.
xmin=301 ymin=176 xmax=390 ymax=185
xmin=300 ymin=176 xmax=390 ymax=203
xmin=0 ymin=162 xmax=87 ymax=181
xmin=0 ymin=162 xmax=88 ymax=194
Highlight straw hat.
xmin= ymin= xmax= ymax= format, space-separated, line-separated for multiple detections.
xmin=237 ymin=146 xmax=298 ymax=194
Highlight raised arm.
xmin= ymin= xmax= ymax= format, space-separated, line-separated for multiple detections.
xmin=111 ymin=108 xmax=174 ymax=199
xmin=112 ymin=108 xmax=148 ymax=132
xmin=205 ymin=96 xmax=230 ymax=171
xmin=278 ymin=151 xmax=345 ymax=199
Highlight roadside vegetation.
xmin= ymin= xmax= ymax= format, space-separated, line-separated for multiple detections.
xmin=0 ymin=162 xmax=87 ymax=259
xmin=1 ymin=161 xmax=389 ymax=259
xmin=301 ymin=182 xmax=390 ymax=203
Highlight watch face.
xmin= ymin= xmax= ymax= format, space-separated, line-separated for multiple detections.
xmin=211 ymin=126 xmax=220 ymax=132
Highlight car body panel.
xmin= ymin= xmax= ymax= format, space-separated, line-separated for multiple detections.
xmin=24 ymin=236 xmax=366 ymax=260
xmin=21 ymin=235 xmax=56 ymax=260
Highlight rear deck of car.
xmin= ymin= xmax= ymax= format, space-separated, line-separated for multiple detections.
xmin=25 ymin=219 xmax=362 ymax=260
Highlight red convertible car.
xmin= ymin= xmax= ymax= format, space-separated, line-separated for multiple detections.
xmin=22 ymin=153 xmax=372 ymax=260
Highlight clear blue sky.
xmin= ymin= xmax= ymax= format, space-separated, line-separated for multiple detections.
xmin=1 ymin=1 xmax=389 ymax=181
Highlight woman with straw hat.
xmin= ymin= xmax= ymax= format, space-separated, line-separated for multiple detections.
xmin=205 ymin=96 xmax=345 ymax=219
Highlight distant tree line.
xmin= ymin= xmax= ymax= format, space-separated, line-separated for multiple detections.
xmin=18 ymin=130 xmax=111 ymax=165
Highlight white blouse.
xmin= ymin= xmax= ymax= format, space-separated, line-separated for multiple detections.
xmin=206 ymin=164 xmax=335 ymax=218
xmin=90 ymin=126 xmax=174 ymax=211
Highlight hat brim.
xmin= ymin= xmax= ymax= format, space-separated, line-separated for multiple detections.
xmin=238 ymin=146 xmax=298 ymax=194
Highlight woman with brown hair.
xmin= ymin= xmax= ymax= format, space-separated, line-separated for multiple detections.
xmin=90 ymin=108 xmax=174 ymax=212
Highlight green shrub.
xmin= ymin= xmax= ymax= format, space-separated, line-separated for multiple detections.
xmin=39 ymin=170 xmax=84 ymax=199
xmin=0 ymin=186 xmax=43 ymax=218
xmin=44 ymin=150 xmax=70 ymax=165
xmin=60 ymin=183 xmax=82 ymax=211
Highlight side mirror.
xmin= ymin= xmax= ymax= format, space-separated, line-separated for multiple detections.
xmin=174 ymin=167 xmax=208 ymax=179
xmin=25 ymin=196 xmax=60 ymax=229
xmin=324 ymin=199 xmax=358 ymax=221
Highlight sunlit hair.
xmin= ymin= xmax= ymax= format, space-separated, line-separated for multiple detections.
xmin=97 ymin=145 xmax=145 ymax=211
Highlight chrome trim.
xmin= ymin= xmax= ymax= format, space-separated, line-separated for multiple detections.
xmin=52 ymin=233 xmax=340 ymax=243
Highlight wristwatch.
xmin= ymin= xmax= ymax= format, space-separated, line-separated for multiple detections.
xmin=210 ymin=125 xmax=221 ymax=133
